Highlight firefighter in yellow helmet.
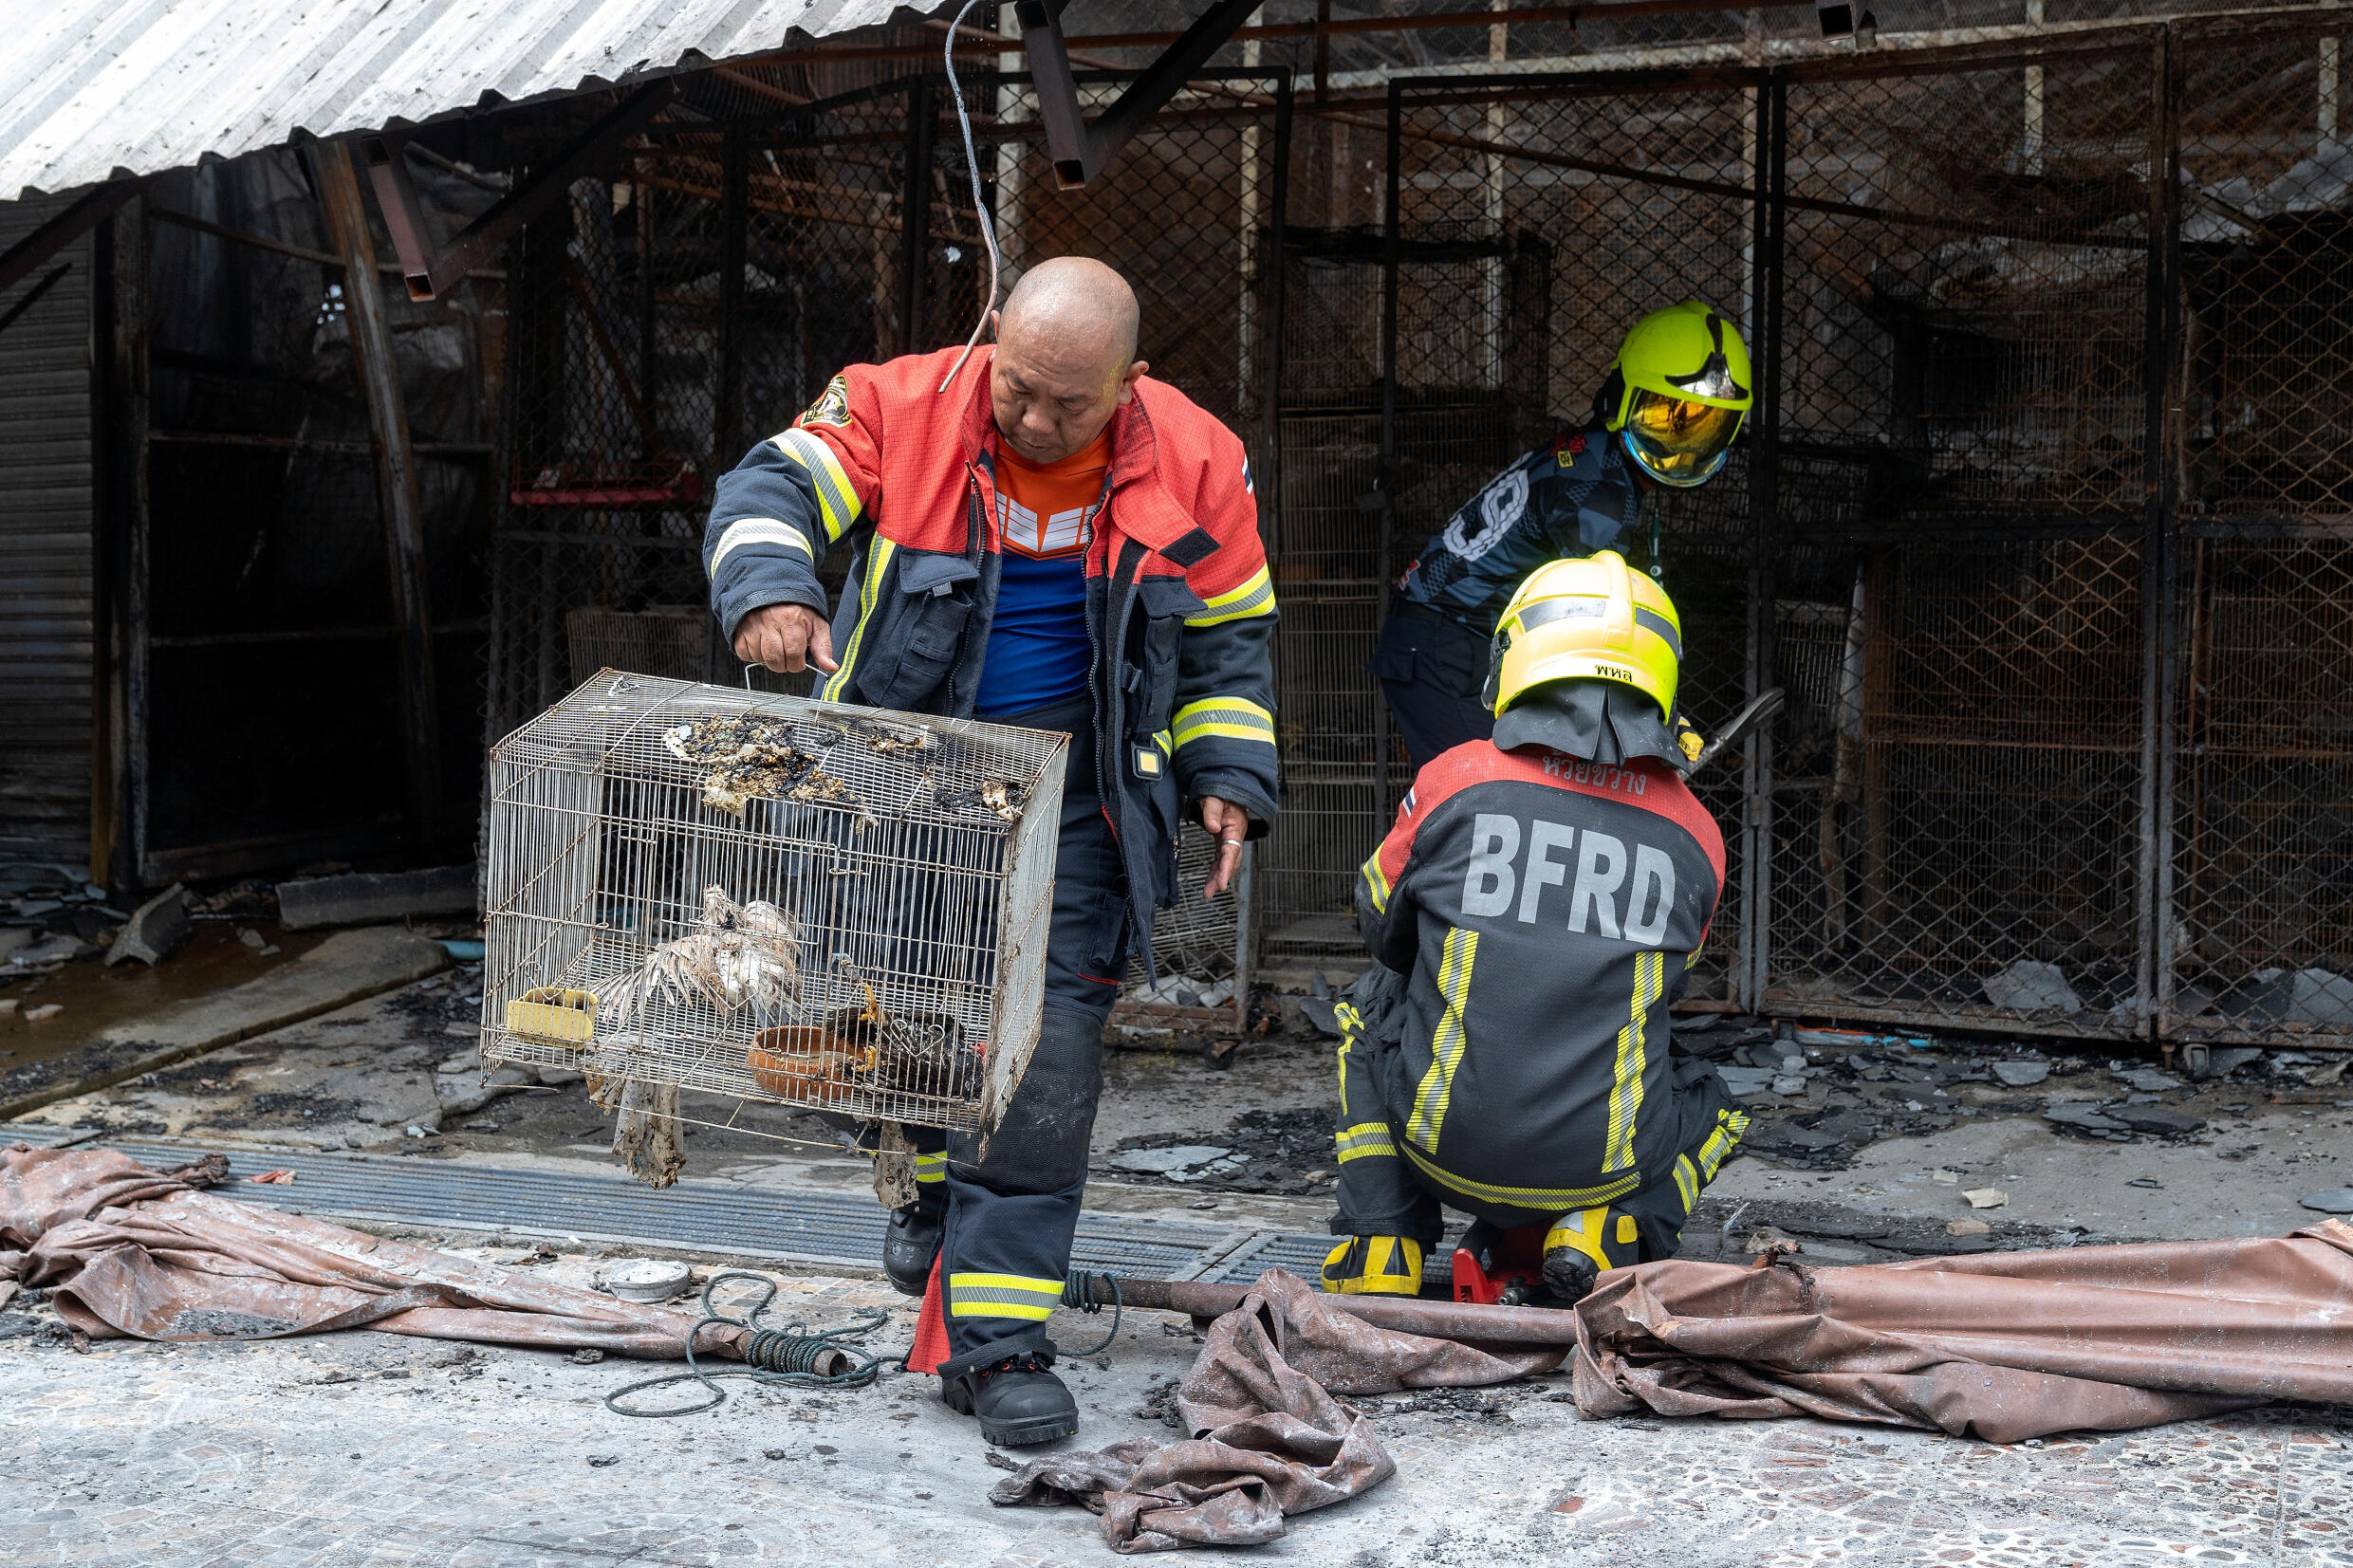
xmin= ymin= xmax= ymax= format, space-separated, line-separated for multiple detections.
xmin=1373 ymin=302 xmax=1751 ymax=770
xmin=1325 ymin=550 xmax=1750 ymax=1305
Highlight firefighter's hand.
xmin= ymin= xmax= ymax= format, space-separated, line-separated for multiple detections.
xmin=1199 ymin=797 xmax=1253 ymax=901
xmin=733 ymin=603 xmax=838 ymax=674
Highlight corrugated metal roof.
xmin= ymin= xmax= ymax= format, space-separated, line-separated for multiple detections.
xmin=0 ymin=0 xmax=915 ymax=201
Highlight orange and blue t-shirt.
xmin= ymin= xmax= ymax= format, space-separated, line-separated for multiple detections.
xmin=976 ymin=431 xmax=1108 ymax=716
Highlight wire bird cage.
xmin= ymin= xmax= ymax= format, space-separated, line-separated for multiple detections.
xmin=479 ymin=671 xmax=1066 ymax=1134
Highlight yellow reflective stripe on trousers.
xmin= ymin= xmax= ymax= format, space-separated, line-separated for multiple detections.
xmin=769 ymin=427 xmax=861 ymax=542
xmin=1358 ymin=846 xmax=1392 ymax=913
xmin=946 ymin=1271 xmax=1061 ymax=1320
xmin=1401 ymin=1142 xmax=1640 ymax=1211
xmin=1184 ymin=563 xmax=1276 ymax=626
xmin=1333 ymin=1000 xmax=1363 ymax=1119
xmin=1334 ymin=1121 xmax=1397 ymax=1163
xmin=1170 ymin=696 xmax=1275 ymax=749
xmin=915 ymin=1152 xmax=946 ymax=1185
xmin=821 ymin=536 xmax=896 ymax=702
xmin=1602 ymin=950 xmax=1667 ymax=1174
xmin=1405 ymin=928 xmax=1479 ymax=1151
xmin=1674 ymin=1153 xmax=1699 ymax=1215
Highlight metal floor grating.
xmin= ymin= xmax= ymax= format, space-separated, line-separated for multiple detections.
xmin=9 ymin=1125 xmax=1359 ymax=1284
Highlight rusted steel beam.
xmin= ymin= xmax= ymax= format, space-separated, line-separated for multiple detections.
xmin=312 ymin=140 xmax=441 ymax=844
xmin=1017 ymin=0 xmax=1267 ymax=188
xmin=713 ymin=0 xmax=1813 ymax=70
xmin=1094 ymin=1278 xmax=1580 ymax=1344
xmin=0 ymin=178 xmax=140 ymax=293
xmin=361 ymin=83 xmax=673 ymax=301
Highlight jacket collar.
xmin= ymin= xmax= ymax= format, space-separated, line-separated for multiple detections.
xmin=961 ymin=352 xmax=1197 ymax=559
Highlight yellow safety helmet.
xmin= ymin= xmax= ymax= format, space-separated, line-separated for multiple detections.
xmin=1599 ymin=301 xmax=1752 ymax=489
xmin=1488 ymin=550 xmax=1683 ymax=721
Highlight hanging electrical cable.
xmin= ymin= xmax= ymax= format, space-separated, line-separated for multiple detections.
xmin=937 ymin=0 xmax=1005 ymax=392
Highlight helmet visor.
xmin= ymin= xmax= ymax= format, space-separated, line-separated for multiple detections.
xmin=1623 ymin=389 xmax=1741 ymax=486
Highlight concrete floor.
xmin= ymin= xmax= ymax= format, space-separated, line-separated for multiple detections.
xmin=3 ymin=1250 xmax=2350 ymax=1567
xmin=10 ymin=970 xmax=2353 ymax=1563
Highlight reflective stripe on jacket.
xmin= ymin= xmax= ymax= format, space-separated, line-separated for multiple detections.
xmin=702 ymin=345 xmax=1279 ymax=941
xmin=1352 ymin=741 xmax=1726 ymax=1211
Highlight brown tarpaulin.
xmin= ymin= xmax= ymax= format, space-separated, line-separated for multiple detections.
xmin=990 ymin=1269 xmax=1560 ymax=1553
xmin=1572 ymin=1222 xmax=2353 ymax=1443
xmin=2 ymin=1144 xmax=742 ymax=1358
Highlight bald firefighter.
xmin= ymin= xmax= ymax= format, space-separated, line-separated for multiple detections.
xmin=1325 ymin=550 xmax=1749 ymax=1303
xmin=707 ymin=259 xmax=1279 ymax=1444
xmin=1375 ymin=301 xmax=1752 ymax=770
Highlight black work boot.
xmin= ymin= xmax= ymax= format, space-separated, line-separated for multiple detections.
xmin=882 ymin=1204 xmax=942 ymax=1298
xmin=1541 ymin=1245 xmax=1599 ymax=1306
xmin=938 ymin=1338 xmax=1079 ymax=1447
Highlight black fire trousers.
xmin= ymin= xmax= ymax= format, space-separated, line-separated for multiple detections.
xmin=904 ymin=692 xmax=1128 ymax=1371
xmin=1371 ymin=606 xmax=1496 ymax=773
xmin=1330 ymin=975 xmax=1749 ymax=1264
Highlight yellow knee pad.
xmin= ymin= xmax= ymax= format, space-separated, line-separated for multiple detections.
xmin=1322 ymin=1234 xmax=1424 ymax=1296
xmin=1543 ymin=1206 xmax=1641 ymax=1275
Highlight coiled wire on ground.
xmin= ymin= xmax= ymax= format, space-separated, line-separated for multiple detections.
xmin=605 ymin=1270 xmax=887 ymax=1418
xmin=1059 ymin=1269 xmax=1121 ymax=1358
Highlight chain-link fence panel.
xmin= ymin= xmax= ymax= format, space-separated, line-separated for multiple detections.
xmin=1368 ymin=19 xmax=2349 ymax=1046
xmin=1756 ymin=44 xmax=2161 ymax=1037
xmin=2162 ymin=17 xmax=2353 ymax=1048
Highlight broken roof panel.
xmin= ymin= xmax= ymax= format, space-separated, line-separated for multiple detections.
xmin=0 ymin=0 xmax=915 ymax=201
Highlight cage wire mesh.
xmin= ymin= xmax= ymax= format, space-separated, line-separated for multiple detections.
xmin=480 ymin=673 xmax=1066 ymax=1133
xmin=2165 ymin=20 xmax=2353 ymax=1044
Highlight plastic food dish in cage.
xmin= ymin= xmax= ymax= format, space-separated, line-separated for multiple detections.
xmin=746 ymin=1025 xmax=877 ymax=1104
xmin=505 ymin=987 xmax=598 ymax=1045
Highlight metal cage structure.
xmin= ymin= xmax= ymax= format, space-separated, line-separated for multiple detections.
xmin=473 ymin=9 xmax=2353 ymax=1052
xmin=479 ymin=673 xmax=1066 ymax=1134
xmin=1369 ymin=11 xmax=2353 ymax=1049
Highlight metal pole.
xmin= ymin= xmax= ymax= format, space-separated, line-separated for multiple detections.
xmin=713 ymin=123 xmax=750 ymax=467
xmin=637 ymin=173 xmax=657 ymax=447
xmin=1251 ymin=73 xmax=1290 ymax=995
xmin=1087 ymin=1275 xmax=1577 ymax=1344
xmin=899 ymin=75 xmax=936 ymax=353
xmin=315 ymin=140 xmax=442 ymax=845
xmin=1232 ymin=843 xmax=1255 ymax=1036
xmin=2139 ymin=28 xmax=2183 ymax=1043
xmin=1262 ymin=72 xmax=1291 ymax=519
xmin=1374 ymin=80 xmax=1403 ymax=839
xmin=104 ymin=206 xmax=148 ymax=893
xmin=1739 ymin=73 xmax=1785 ymax=1014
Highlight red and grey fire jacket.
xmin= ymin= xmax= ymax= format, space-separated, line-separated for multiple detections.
xmin=702 ymin=344 xmax=1280 ymax=936
xmin=1347 ymin=742 xmax=1729 ymax=1215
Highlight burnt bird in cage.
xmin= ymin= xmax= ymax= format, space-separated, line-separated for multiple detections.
xmin=479 ymin=671 xmax=1065 ymax=1185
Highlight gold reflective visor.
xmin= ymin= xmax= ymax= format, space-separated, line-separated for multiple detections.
xmin=1626 ymin=391 xmax=1740 ymax=461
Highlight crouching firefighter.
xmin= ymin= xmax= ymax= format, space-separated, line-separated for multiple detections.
xmin=1324 ymin=549 xmax=1749 ymax=1305
xmin=706 ymin=258 xmax=1280 ymax=1444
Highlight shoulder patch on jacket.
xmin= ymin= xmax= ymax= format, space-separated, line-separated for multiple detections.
xmin=797 ymin=375 xmax=852 ymax=428
xmin=1160 ymin=526 xmax=1221 ymax=568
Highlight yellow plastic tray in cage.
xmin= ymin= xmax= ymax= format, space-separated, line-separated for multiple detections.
xmin=506 ymin=987 xmax=598 ymax=1045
